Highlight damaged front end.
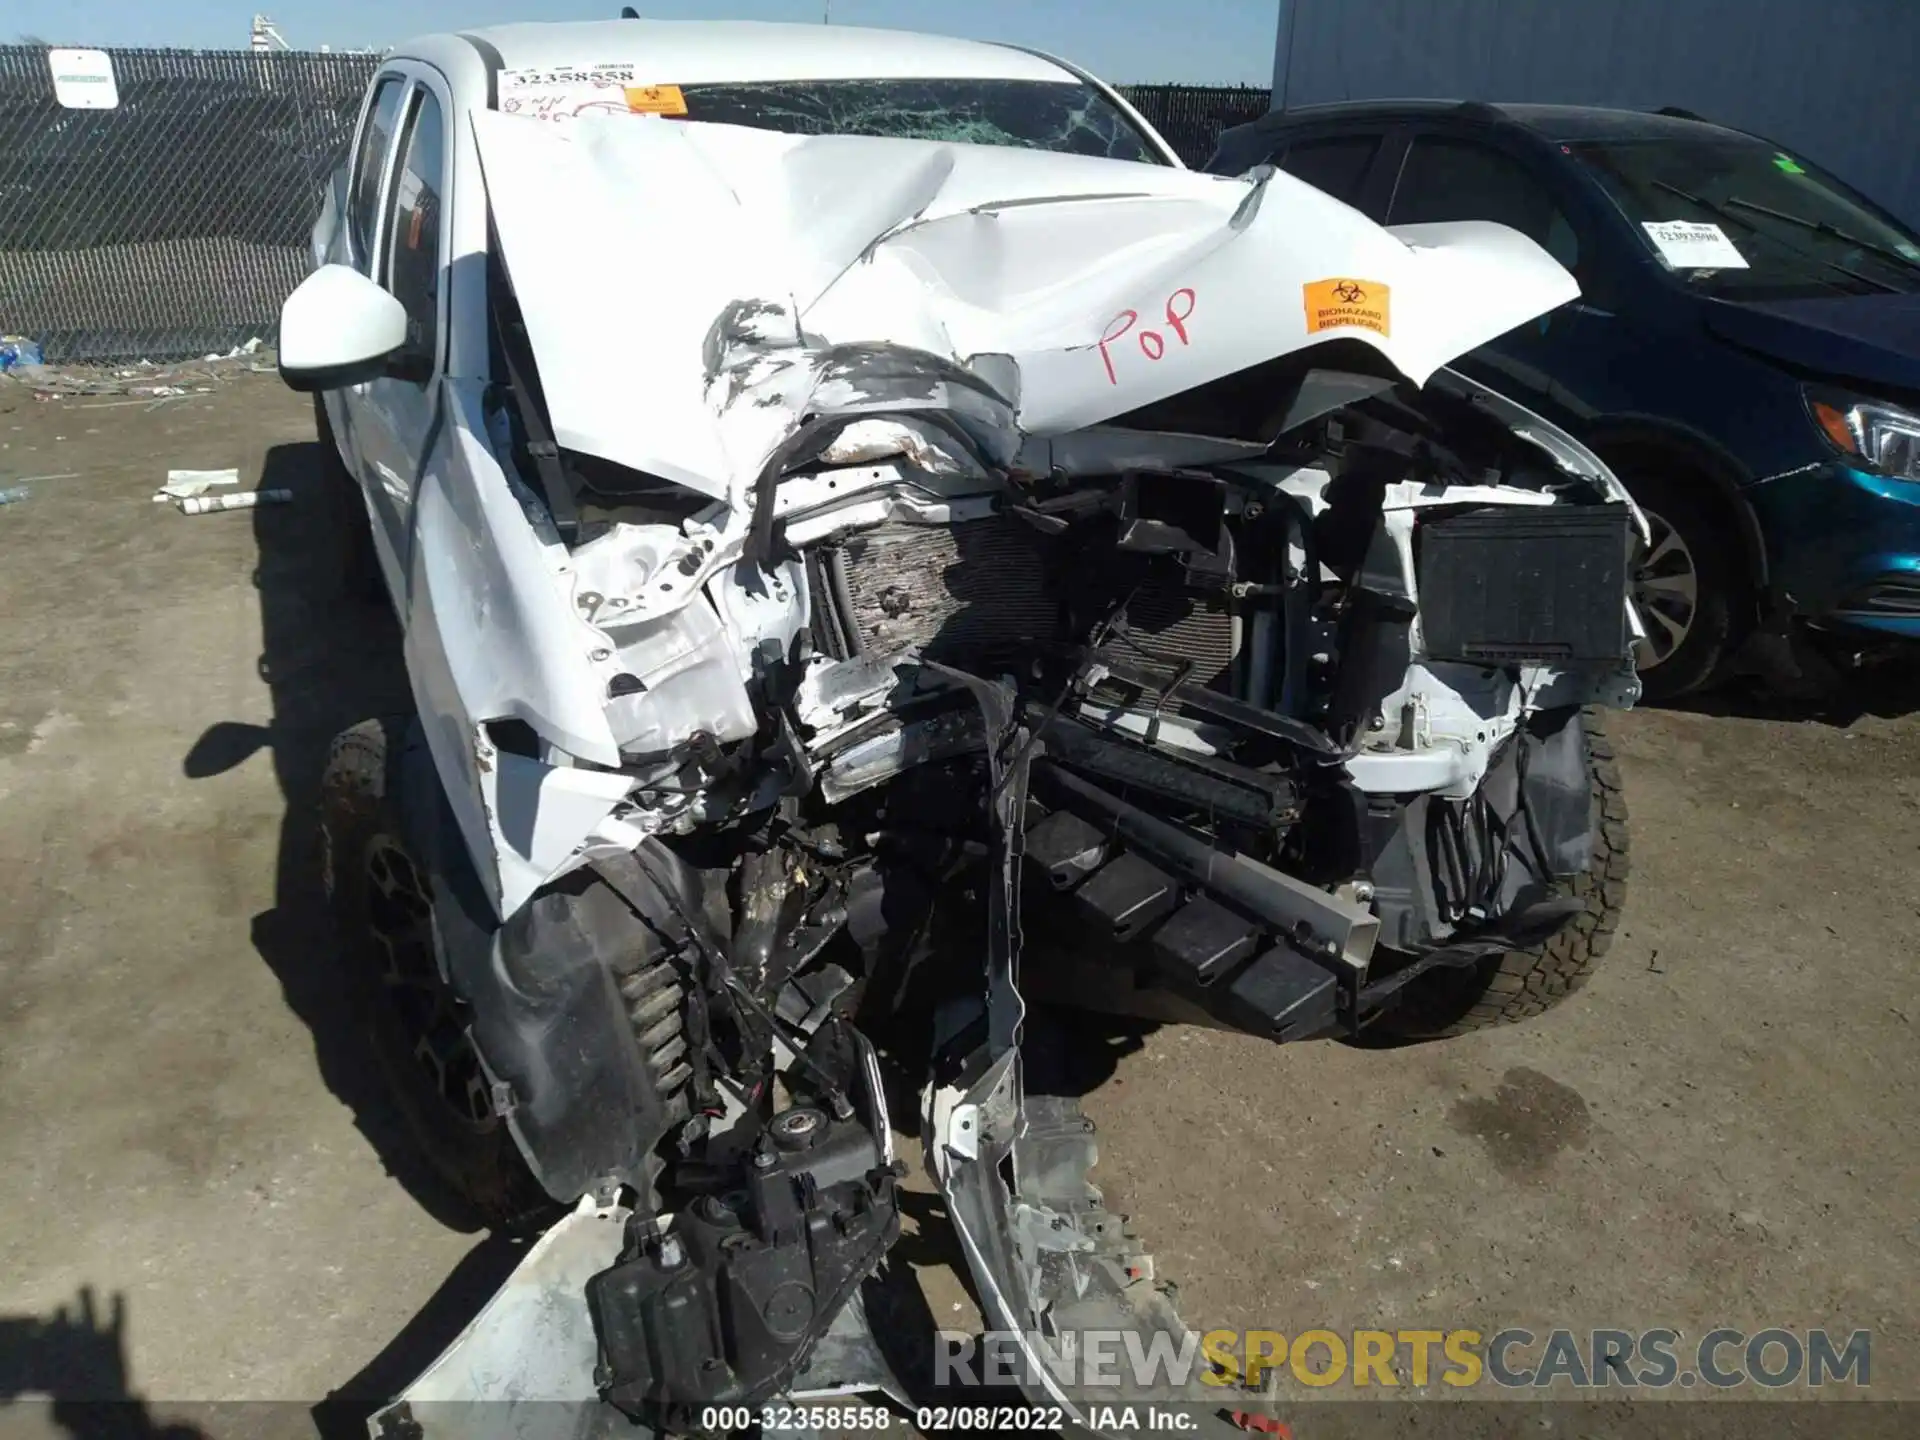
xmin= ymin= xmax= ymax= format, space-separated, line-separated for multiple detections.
xmin=368 ymin=111 xmax=1642 ymax=1435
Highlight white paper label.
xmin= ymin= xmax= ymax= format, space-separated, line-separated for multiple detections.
xmin=499 ymin=64 xmax=637 ymax=123
xmin=49 ymin=48 xmax=118 ymax=110
xmin=1642 ymin=220 xmax=1748 ymax=270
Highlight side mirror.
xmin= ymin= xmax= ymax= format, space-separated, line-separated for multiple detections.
xmin=278 ymin=264 xmax=412 ymax=392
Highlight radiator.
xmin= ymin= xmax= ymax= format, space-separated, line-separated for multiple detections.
xmin=1118 ymin=582 xmax=1238 ymax=685
xmin=834 ymin=516 xmax=1058 ymax=668
xmin=826 ymin=516 xmax=1240 ymax=690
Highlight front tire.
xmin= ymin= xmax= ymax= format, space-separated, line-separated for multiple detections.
xmin=1623 ymin=474 xmax=1739 ymax=701
xmin=1378 ymin=709 xmax=1630 ymax=1038
xmin=321 ymin=717 xmax=547 ymax=1230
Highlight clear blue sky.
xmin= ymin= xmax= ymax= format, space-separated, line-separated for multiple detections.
xmin=10 ymin=1 xmax=1279 ymax=85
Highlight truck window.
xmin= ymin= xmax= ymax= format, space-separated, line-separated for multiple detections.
xmin=349 ymin=77 xmax=405 ymax=268
xmin=383 ymin=88 xmax=446 ymax=374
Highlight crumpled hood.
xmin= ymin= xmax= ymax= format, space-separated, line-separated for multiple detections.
xmin=1705 ymin=292 xmax=1920 ymax=393
xmin=472 ymin=110 xmax=1579 ymax=504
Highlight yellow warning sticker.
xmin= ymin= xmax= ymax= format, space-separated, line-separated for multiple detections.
xmin=1303 ymin=278 xmax=1390 ymax=338
xmin=624 ymin=84 xmax=688 ymax=116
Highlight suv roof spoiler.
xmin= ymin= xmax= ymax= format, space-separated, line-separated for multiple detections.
xmin=1453 ymin=100 xmax=1506 ymax=123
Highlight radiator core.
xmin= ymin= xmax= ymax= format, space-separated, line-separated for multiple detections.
xmin=830 ymin=516 xmax=1237 ymax=687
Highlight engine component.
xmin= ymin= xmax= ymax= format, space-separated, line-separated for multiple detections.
xmin=1417 ymin=504 xmax=1633 ymax=664
xmin=454 ymin=854 xmax=698 ymax=1203
xmin=1023 ymin=809 xmax=1109 ymax=890
xmin=1107 ymin=581 xmax=1239 ymax=687
xmin=831 ymin=516 xmax=1054 ymax=666
xmin=1038 ymin=764 xmax=1381 ymax=971
xmin=1149 ymin=895 xmax=1260 ymax=987
xmin=587 ymin=1107 xmax=900 ymax=1429
xmin=818 ymin=514 xmax=1238 ymax=685
xmin=617 ymin=958 xmax=693 ymax=1099
xmin=1039 ymin=711 xmax=1300 ymax=830
xmin=1072 ymin=851 xmax=1179 ymax=943
xmin=1221 ymin=944 xmax=1340 ymax=1041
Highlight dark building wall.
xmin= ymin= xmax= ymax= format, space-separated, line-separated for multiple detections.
xmin=1272 ymin=0 xmax=1920 ymax=227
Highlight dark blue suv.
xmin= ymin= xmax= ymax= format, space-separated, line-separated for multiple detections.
xmin=1208 ymin=102 xmax=1920 ymax=698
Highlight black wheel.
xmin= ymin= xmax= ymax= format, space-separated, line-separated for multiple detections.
xmin=1377 ymin=709 xmax=1630 ymax=1039
xmin=313 ymin=395 xmax=385 ymax=604
xmin=1622 ymin=473 xmax=1741 ymax=700
xmin=321 ymin=717 xmax=548 ymax=1230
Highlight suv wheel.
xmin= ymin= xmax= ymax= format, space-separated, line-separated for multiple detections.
xmin=321 ymin=717 xmax=549 ymax=1231
xmin=1622 ymin=474 xmax=1739 ymax=700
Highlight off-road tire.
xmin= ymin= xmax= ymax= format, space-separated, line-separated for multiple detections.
xmin=314 ymin=395 xmax=384 ymax=603
xmin=1378 ymin=709 xmax=1630 ymax=1038
xmin=1623 ymin=472 xmax=1741 ymax=701
xmin=321 ymin=717 xmax=548 ymax=1230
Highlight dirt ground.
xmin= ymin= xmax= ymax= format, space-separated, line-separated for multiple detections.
xmin=0 ymin=374 xmax=1915 ymax=1432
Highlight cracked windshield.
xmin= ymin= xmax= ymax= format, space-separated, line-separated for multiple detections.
xmin=676 ymin=77 xmax=1163 ymax=161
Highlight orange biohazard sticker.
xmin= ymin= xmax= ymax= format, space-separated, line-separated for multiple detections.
xmin=1303 ymin=278 xmax=1390 ymax=338
xmin=624 ymin=84 xmax=688 ymax=116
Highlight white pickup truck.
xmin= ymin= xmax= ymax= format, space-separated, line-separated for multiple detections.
xmin=278 ymin=17 xmax=1639 ymax=1436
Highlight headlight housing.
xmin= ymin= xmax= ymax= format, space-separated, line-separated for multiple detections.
xmin=1807 ymin=390 xmax=1920 ymax=480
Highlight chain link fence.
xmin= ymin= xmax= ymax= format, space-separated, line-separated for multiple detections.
xmin=0 ymin=46 xmax=1269 ymax=363
xmin=0 ymin=46 xmax=377 ymax=361
xmin=1119 ymin=83 xmax=1272 ymax=169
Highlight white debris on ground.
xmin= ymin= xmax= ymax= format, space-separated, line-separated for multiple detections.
xmin=0 ymin=344 xmax=276 ymax=408
xmin=0 ymin=351 xmax=278 ymax=507
xmin=177 ymin=488 xmax=292 ymax=516
xmin=154 ymin=468 xmax=241 ymax=503
xmin=152 ymin=467 xmax=293 ymax=515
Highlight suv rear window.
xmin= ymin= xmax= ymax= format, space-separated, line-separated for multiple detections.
xmin=674 ymin=78 xmax=1163 ymax=163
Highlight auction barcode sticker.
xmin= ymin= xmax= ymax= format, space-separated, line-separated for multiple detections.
xmin=499 ymin=63 xmax=640 ymax=123
xmin=1642 ymin=220 xmax=1748 ymax=270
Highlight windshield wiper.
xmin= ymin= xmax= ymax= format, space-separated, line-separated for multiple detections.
xmin=1650 ymin=177 xmax=1755 ymax=229
xmin=1647 ymin=179 xmax=1894 ymax=293
xmin=1721 ymin=195 xmax=1920 ymax=280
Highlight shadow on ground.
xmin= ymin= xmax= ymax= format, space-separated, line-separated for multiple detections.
xmin=1665 ymin=657 xmax=1920 ymax=727
xmin=180 ymin=442 xmax=476 ymax=1234
xmin=308 ymin=1233 xmax=530 ymax=1440
xmin=0 ymin=1290 xmax=208 ymax=1438
xmin=1023 ymin=1005 xmax=1158 ymax=1097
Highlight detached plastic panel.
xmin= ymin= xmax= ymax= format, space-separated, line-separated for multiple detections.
xmin=1074 ymin=852 xmax=1178 ymax=943
xmin=1151 ymin=897 xmax=1260 ymax=987
xmin=1416 ymin=506 xmax=1631 ymax=665
xmin=1225 ymin=945 xmax=1339 ymax=1041
xmin=1024 ymin=809 xmax=1109 ymax=890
